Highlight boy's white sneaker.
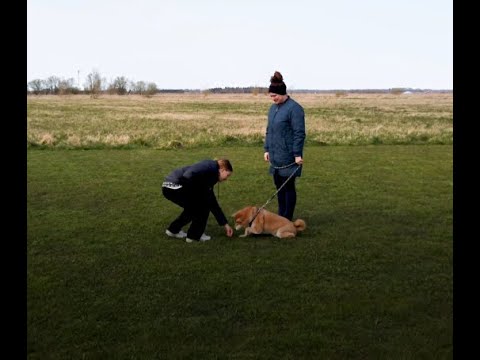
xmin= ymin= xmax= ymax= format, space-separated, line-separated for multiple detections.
xmin=165 ymin=229 xmax=187 ymax=239
xmin=186 ymin=234 xmax=211 ymax=243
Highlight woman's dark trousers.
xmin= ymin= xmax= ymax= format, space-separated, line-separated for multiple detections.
xmin=273 ymin=172 xmax=297 ymax=220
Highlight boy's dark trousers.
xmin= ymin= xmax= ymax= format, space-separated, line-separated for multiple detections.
xmin=162 ymin=186 xmax=210 ymax=240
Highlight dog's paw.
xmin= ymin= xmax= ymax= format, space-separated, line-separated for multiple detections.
xmin=239 ymin=228 xmax=251 ymax=238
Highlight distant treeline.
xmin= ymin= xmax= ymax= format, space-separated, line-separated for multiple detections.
xmin=26 ymin=71 xmax=451 ymax=96
xmin=203 ymin=87 xmax=451 ymax=94
xmin=26 ymin=86 xmax=451 ymax=96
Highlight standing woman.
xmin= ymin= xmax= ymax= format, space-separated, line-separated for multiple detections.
xmin=264 ymin=71 xmax=306 ymax=220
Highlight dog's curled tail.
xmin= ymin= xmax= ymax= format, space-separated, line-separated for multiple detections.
xmin=293 ymin=219 xmax=306 ymax=232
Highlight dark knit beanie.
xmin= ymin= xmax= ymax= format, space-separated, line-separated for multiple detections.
xmin=268 ymin=71 xmax=287 ymax=95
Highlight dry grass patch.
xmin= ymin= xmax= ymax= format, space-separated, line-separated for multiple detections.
xmin=27 ymin=93 xmax=452 ymax=148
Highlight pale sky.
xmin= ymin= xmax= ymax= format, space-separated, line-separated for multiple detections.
xmin=27 ymin=0 xmax=452 ymax=90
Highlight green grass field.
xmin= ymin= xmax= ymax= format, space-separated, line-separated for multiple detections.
xmin=27 ymin=144 xmax=452 ymax=359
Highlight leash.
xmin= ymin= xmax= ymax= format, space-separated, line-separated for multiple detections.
xmin=271 ymin=161 xmax=297 ymax=170
xmin=249 ymin=164 xmax=302 ymax=227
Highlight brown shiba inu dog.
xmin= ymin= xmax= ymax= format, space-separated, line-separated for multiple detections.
xmin=232 ymin=206 xmax=306 ymax=238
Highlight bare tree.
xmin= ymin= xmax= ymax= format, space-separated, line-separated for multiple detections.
xmin=145 ymin=82 xmax=158 ymax=97
xmin=132 ymin=80 xmax=146 ymax=95
xmin=58 ymin=78 xmax=78 ymax=95
xmin=46 ymin=76 xmax=61 ymax=94
xmin=108 ymin=76 xmax=129 ymax=95
xmin=28 ymin=79 xmax=46 ymax=95
xmin=84 ymin=70 xmax=103 ymax=98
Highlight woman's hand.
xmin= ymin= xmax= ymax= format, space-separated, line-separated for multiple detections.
xmin=264 ymin=152 xmax=270 ymax=162
xmin=295 ymin=156 xmax=303 ymax=165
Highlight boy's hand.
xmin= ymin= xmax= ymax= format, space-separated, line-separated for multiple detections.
xmin=224 ymin=224 xmax=233 ymax=237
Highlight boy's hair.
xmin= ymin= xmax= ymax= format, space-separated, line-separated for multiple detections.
xmin=217 ymin=158 xmax=233 ymax=172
